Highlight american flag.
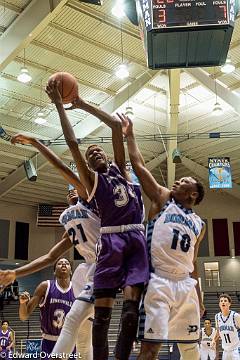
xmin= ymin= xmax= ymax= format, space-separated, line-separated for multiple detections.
xmin=37 ymin=204 xmax=67 ymax=227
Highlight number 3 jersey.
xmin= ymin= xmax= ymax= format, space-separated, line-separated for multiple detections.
xmin=148 ymin=199 xmax=204 ymax=278
xmin=40 ymin=280 xmax=75 ymax=339
xmin=59 ymin=198 xmax=100 ymax=264
xmin=87 ymin=163 xmax=144 ymax=226
xmin=215 ymin=311 xmax=240 ymax=351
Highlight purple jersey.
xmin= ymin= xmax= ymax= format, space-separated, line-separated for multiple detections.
xmin=0 ymin=330 xmax=11 ymax=350
xmin=88 ymin=163 xmax=144 ymax=226
xmin=40 ymin=280 xmax=75 ymax=338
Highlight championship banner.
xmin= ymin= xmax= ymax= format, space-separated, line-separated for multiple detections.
xmin=208 ymin=157 xmax=232 ymax=189
xmin=0 ymin=126 xmax=11 ymax=142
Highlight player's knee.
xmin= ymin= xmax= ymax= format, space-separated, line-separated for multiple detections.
xmin=178 ymin=343 xmax=200 ymax=360
xmin=92 ymin=307 xmax=112 ymax=346
xmin=121 ymin=300 xmax=139 ymax=334
xmin=137 ymin=341 xmax=160 ymax=360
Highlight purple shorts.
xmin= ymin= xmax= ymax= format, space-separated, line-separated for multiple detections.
xmin=94 ymin=229 xmax=149 ymax=290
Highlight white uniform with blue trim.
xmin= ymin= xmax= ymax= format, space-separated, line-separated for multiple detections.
xmin=215 ymin=311 xmax=240 ymax=360
xmin=143 ymin=199 xmax=203 ymax=342
xmin=59 ymin=198 xmax=100 ymax=302
xmin=52 ymin=198 xmax=100 ymax=360
xmin=200 ymin=327 xmax=216 ymax=360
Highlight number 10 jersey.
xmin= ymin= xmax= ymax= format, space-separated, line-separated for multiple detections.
xmin=59 ymin=198 xmax=100 ymax=264
xmin=149 ymin=199 xmax=203 ymax=278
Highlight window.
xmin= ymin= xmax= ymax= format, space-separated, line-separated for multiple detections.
xmin=212 ymin=219 xmax=230 ymax=256
xmin=204 ymin=262 xmax=220 ymax=287
xmin=15 ymin=222 xmax=29 ymax=260
xmin=0 ymin=219 xmax=10 ymax=258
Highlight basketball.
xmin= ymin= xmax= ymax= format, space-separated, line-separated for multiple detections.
xmin=48 ymin=72 xmax=78 ymax=104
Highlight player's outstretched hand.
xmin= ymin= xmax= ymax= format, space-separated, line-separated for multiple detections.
xmin=0 ymin=269 xmax=16 ymax=287
xmin=45 ymin=80 xmax=62 ymax=105
xmin=117 ymin=113 xmax=133 ymax=138
xmin=11 ymin=134 xmax=33 ymax=146
xmin=19 ymin=291 xmax=30 ymax=304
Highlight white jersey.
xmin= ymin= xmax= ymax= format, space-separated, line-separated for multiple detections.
xmin=148 ymin=199 xmax=203 ymax=278
xmin=200 ymin=327 xmax=216 ymax=349
xmin=59 ymin=198 xmax=100 ymax=264
xmin=215 ymin=311 xmax=240 ymax=351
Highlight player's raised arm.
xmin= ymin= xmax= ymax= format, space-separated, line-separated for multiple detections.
xmin=46 ymin=81 xmax=94 ymax=194
xmin=120 ymin=114 xmax=170 ymax=205
xmin=19 ymin=283 xmax=47 ymax=321
xmin=72 ymin=96 xmax=126 ymax=175
xmin=0 ymin=233 xmax=72 ymax=287
xmin=11 ymin=134 xmax=87 ymax=200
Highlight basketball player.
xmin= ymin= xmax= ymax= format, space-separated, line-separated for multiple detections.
xmin=120 ymin=114 xmax=206 ymax=360
xmin=211 ymin=293 xmax=240 ymax=360
xmin=0 ymin=321 xmax=14 ymax=360
xmin=0 ymin=136 xmax=101 ymax=360
xmin=45 ymin=80 xmax=149 ymax=360
xmin=200 ymin=319 xmax=217 ymax=360
xmin=19 ymin=258 xmax=75 ymax=356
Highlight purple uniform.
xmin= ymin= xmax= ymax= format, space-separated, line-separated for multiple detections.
xmin=88 ymin=163 xmax=149 ymax=290
xmin=0 ymin=329 xmax=12 ymax=360
xmin=39 ymin=280 xmax=75 ymax=355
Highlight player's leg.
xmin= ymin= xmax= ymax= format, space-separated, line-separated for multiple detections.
xmin=114 ymin=231 xmax=149 ymax=360
xmin=52 ymin=299 xmax=93 ymax=358
xmin=92 ymin=295 xmax=115 ymax=360
xmin=178 ymin=343 xmax=200 ymax=360
xmin=93 ymin=234 xmax=126 ymax=360
xmin=137 ymin=341 xmax=161 ymax=360
xmin=76 ymin=317 xmax=93 ymax=360
xmin=114 ymin=285 xmax=142 ymax=360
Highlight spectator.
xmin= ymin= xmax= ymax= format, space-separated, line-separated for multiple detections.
xmin=0 ymin=320 xmax=14 ymax=360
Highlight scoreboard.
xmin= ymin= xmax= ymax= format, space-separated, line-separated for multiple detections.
xmin=151 ymin=0 xmax=234 ymax=28
xmin=136 ymin=0 xmax=237 ymax=68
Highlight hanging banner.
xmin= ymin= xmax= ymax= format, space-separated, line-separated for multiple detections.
xmin=208 ymin=157 xmax=232 ymax=189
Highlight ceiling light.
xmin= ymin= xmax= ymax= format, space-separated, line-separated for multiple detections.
xmin=116 ymin=64 xmax=129 ymax=79
xmin=231 ymin=249 xmax=235 ymax=259
xmin=34 ymin=111 xmax=47 ymax=125
xmin=212 ymin=102 xmax=224 ymax=116
xmin=112 ymin=0 xmax=125 ymax=18
xmin=17 ymin=67 xmax=32 ymax=83
xmin=221 ymin=58 xmax=235 ymax=74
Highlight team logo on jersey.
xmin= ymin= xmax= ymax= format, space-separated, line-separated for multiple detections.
xmin=146 ymin=328 xmax=154 ymax=334
xmin=187 ymin=325 xmax=198 ymax=334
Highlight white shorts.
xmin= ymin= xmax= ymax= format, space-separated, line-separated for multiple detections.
xmin=200 ymin=347 xmax=216 ymax=360
xmin=72 ymin=262 xmax=95 ymax=303
xmin=222 ymin=348 xmax=240 ymax=360
xmin=143 ymin=273 xmax=200 ymax=342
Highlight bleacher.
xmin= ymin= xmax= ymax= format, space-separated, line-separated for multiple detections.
xmin=0 ymin=299 xmax=41 ymax=352
xmin=1 ymin=291 xmax=239 ymax=359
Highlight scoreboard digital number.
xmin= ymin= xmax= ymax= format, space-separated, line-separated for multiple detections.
xmin=151 ymin=0 xmax=235 ymax=28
